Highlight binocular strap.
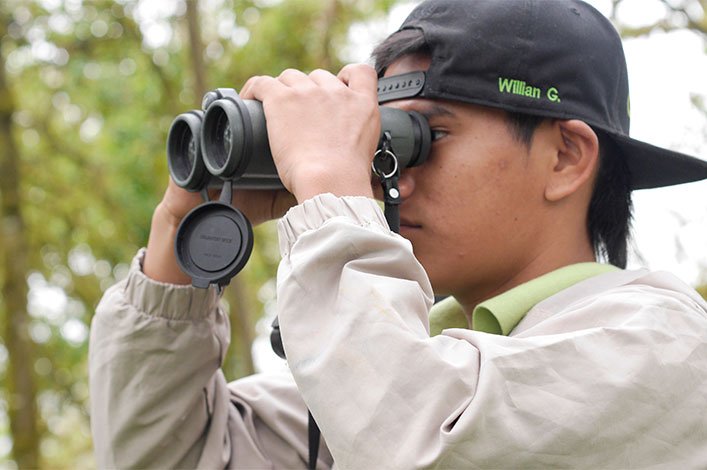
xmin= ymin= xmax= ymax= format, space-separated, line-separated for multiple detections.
xmin=275 ymin=137 xmax=403 ymax=469
xmin=374 ymin=132 xmax=403 ymax=232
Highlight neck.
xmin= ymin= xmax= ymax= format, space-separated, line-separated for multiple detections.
xmin=456 ymin=227 xmax=596 ymax=318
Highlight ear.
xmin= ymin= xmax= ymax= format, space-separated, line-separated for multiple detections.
xmin=544 ymin=120 xmax=599 ymax=202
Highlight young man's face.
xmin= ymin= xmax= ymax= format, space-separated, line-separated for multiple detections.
xmin=382 ymin=54 xmax=557 ymax=305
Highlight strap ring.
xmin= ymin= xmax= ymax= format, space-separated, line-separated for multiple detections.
xmin=372 ymin=149 xmax=399 ymax=179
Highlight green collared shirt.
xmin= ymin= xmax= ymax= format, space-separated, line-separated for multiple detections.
xmin=429 ymin=262 xmax=619 ymax=336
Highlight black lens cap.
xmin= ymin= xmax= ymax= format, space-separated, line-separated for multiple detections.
xmin=175 ymin=201 xmax=254 ymax=288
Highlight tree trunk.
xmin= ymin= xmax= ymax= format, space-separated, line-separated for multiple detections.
xmin=317 ymin=0 xmax=340 ymax=70
xmin=225 ymin=280 xmax=256 ymax=378
xmin=184 ymin=0 xmax=256 ymax=377
xmin=186 ymin=0 xmax=207 ymax=100
xmin=0 ymin=17 xmax=40 ymax=469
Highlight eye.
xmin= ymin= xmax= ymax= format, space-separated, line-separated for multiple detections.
xmin=431 ymin=129 xmax=448 ymax=142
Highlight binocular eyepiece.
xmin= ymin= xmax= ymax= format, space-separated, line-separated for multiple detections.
xmin=167 ymin=88 xmax=432 ymax=191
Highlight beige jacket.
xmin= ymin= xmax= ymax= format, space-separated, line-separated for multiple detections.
xmin=90 ymin=194 xmax=707 ymax=469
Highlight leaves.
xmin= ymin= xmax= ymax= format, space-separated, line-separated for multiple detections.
xmin=610 ymin=0 xmax=707 ymax=39
xmin=0 ymin=0 xmax=399 ymax=467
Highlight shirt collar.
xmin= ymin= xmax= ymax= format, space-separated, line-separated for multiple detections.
xmin=429 ymin=262 xmax=619 ymax=336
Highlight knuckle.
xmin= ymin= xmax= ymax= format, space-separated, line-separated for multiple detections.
xmin=247 ymin=75 xmax=267 ymax=89
xmin=350 ymin=62 xmax=375 ymax=74
xmin=279 ymin=68 xmax=302 ymax=78
xmin=309 ymin=68 xmax=331 ymax=78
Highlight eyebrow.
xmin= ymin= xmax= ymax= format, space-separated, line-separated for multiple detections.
xmin=417 ymin=104 xmax=456 ymax=120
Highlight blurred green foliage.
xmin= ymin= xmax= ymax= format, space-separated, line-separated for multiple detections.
xmin=0 ymin=0 xmax=400 ymax=467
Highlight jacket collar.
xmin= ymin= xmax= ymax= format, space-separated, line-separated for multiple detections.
xmin=429 ymin=263 xmax=619 ymax=336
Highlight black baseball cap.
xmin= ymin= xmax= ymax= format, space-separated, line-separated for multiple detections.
xmin=376 ymin=0 xmax=707 ymax=190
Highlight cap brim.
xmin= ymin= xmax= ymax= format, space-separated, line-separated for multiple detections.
xmin=611 ymin=134 xmax=707 ymax=190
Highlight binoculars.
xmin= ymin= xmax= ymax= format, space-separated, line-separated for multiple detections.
xmin=166 ymin=87 xmax=432 ymax=288
xmin=167 ymin=88 xmax=432 ymax=192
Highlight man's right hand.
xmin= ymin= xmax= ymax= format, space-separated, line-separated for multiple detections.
xmin=143 ymin=178 xmax=295 ymax=285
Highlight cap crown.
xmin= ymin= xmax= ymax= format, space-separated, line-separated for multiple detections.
xmin=402 ymin=0 xmax=631 ymax=135
xmin=385 ymin=0 xmax=707 ymax=189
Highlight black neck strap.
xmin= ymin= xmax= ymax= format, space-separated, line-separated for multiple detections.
xmin=274 ymin=135 xmax=403 ymax=469
xmin=373 ymin=131 xmax=402 ymax=233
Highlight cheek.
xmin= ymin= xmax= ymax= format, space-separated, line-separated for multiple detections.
xmin=371 ymin=182 xmax=383 ymax=200
xmin=440 ymin=159 xmax=496 ymax=210
xmin=435 ymin=170 xmax=525 ymax=242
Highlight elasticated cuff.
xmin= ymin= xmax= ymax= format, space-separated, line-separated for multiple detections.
xmin=277 ymin=194 xmax=390 ymax=256
xmin=123 ymin=249 xmax=222 ymax=320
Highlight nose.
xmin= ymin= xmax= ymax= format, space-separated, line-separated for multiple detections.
xmin=398 ymin=170 xmax=416 ymax=199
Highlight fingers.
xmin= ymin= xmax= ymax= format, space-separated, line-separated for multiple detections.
xmin=278 ymin=68 xmax=312 ymax=87
xmin=234 ymin=65 xmax=379 ymax=201
xmin=240 ymin=69 xmax=327 ymax=102
xmin=239 ymin=75 xmax=261 ymax=100
xmin=338 ymin=63 xmax=378 ymax=101
xmin=240 ymin=75 xmax=283 ymax=102
xmin=308 ymin=68 xmax=346 ymax=90
xmin=241 ymin=65 xmax=375 ymax=100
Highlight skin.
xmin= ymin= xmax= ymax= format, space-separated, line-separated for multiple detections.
xmin=380 ymin=54 xmax=600 ymax=317
xmin=145 ymin=55 xmax=600 ymax=322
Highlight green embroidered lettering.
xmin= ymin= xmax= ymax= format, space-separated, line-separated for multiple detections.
xmin=499 ymin=77 xmax=515 ymax=94
xmin=499 ymin=77 xmax=544 ymax=102
xmin=526 ymin=86 xmax=541 ymax=99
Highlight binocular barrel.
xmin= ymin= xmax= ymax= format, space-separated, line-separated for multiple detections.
xmin=167 ymin=88 xmax=431 ymax=191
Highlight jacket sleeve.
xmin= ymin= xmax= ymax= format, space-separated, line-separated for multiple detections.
xmin=276 ymin=194 xmax=481 ymax=468
xmin=89 ymin=250 xmax=330 ymax=469
xmin=275 ymin=194 xmax=707 ymax=468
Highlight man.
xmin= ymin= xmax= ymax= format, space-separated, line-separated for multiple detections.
xmin=89 ymin=0 xmax=707 ymax=468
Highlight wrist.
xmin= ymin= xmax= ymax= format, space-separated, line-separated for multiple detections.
xmin=289 ymin=164 xmax=373 ymax=203
xmin=143 ymin=204 xmax=192 ymax=285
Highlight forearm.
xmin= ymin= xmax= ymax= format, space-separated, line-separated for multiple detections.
xmin=276 ymin=194 xmax=481 ymax=467
xmin=144 ymin=202 xmax=192 ymax=285
xmin=89 ymin=251 xmax=229 ymax=468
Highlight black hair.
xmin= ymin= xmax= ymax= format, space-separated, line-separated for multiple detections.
xmin=587 ymin=131 xmax=633 ymax=268
xmin=372 ymin=29 xmax=634 ymax=268
xmin=373 ymin=29 xmax=430 ymax=76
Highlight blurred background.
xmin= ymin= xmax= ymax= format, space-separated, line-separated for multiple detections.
xmin=0 ymin=0 xmax=705 ymax=468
